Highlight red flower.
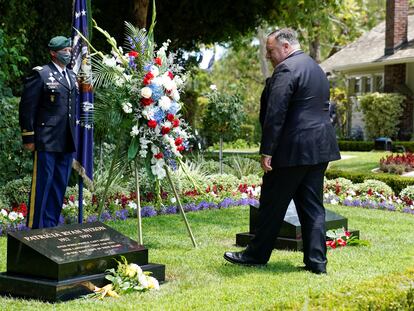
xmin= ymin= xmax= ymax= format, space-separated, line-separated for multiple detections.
xmin=345 ymin=231 xmax=351 ymax=237
xmin=177 ymin=145 xmax=185 ymax=152
xmin=154 ymin=57 xmax=162 ymax=66
xmin=154 ymin=152 xmax=164 ymax=159
xmin=141 ymin=97 xmax=154 ymax=106
xmin=172 ymin=119 xmax=180 ymax=127
xmin=367 ymin=188 xmax=373 ymax=196
xmin=337 ymin=238 xmax=347 ymax=246
xmin=69 ymin=195 xmax=75 ymax=202
xmin=167 ymin=113 xmax=175 ymax=121
xmin=143 ymin=72 xmax=154 ymax=85
xmin=13 ymin=202 xmax=28 ymax=217
xmin=148 ymin=120 xmax=157 ymax=128
xmin=175 ymin=137 xmax=183 ymax=146
xmin=161 ymin=126 xmax=171 ymax=135
xmin=128 ymin=50 xmax=139 ymax=57
xmin=167 ymin=71 xmax=174 ymax=79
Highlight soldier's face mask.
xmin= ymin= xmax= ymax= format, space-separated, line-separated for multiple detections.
xmin=56 ymin=50 xmax=72 ymax=66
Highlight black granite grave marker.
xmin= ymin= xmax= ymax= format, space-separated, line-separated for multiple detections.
xmin=236 ymin=201 xmax=359 ymax=250
xmin=0 ymin=222 xmax=165 ymax=301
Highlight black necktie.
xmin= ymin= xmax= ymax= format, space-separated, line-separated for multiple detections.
xmin=62 ymin=70 xmax=70 ymax=87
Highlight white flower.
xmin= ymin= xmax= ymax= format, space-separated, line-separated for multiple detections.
xmin=122 ymin=102 xmax=133 ymax=114
xmin=330 ymin=199 xmax=338 ymax=205
xmin=241 ymin=193 xmax=248 ymax=199
xmin=171 ymin=89 xmax=180 ymax=101
xmin=170 ymin=197 xmax=177 ymax=204
xmin=159 ymin=96 xmax=172 ymax=111
xmin=163 ymin=78 xmax=176 ymax=91
xmin=163 ymin=121 xmax=172 ymax=128
xmin=130 ymin=125 xmax=139 ymax=137
xmin=141 ymin=87 xmax=152 ymax=98
xmin=1 ymin=209 xmax=8 ymax=217
xmin=138 ymin=273 xmax=149 ymax=288
xmin=151 ymin=159 xmax=166 ymax=179
xmin=150 ymin=65 xmax=159 ymax=77
xmin=142 ymin=106 xmax=155 ymax=120
xmin=129 ymin=263 xmax=143 ymax=276
xmin=103 ymin=56 xmax=117 ymax=67
xmin=18 ymin=212 xmax=24 ymax=220
xmin=151 ymin=76 xmax=163 ymax=86
xmin=8 ymin=211 xmax=18 ymax=221
xmin=209 ymin=84 xmax=217 ymax=91
xmin=128 ymin=202 xmax=137 ymax=210
xmin=139 ymin=149 xmax=148 ymax=158
xmin=147 ymin=276 xmax=160 ymax=290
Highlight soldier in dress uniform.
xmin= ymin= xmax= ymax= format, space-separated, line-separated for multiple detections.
xmin=19 ymin=36 xmax=78 ymax=229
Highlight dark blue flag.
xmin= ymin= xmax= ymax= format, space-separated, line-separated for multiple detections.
xmin=70 ymin=0 xmax=93 ymax=187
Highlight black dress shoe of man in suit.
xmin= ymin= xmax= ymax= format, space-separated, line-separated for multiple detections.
xmin=299 ymin=265 xmax=327 ymax=275
xmin=223 ymin=251 xmax=267 ymax=266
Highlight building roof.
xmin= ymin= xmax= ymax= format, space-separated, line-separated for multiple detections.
xmin=320 ymin=15 xmax=414 ymax=73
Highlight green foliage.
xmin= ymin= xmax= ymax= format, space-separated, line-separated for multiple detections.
xmin=206 ymin=174 xmax=240 ymax=191
xmin=359 ymin=93 xmax=406 ymax=140
xmin=0 ymin=29 xmax=29 ymax=96
xmin=223 ymin=156 xmax=261 ymax=179
xmin=0 ymin=97 xmax=33 ymax=186
xmin=325 ymin=169 xmax=414 ymax=194
xmin=338 ymin=140 xmax=374 ymax=151
xmin=210 ymin=139 xmax=258 ymax=151
xmin=202 ymin=90 xmax=245 ymax=145
xmin=0 ymin=176 xmax=31 ymax=206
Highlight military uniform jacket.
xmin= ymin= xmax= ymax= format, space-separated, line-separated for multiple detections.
xmin=19 ymin=63 xmax=77 ymax=153
xmin=259 ymin=51 xmax=340 ymax=167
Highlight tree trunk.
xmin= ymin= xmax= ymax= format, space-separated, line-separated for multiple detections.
xmin=309 ymin=36 xmax=321 ymax=64
xmin=132 ymin=0 xmax=150 ymax=29
xmin=257 ymin=27 xmax=272 ymax=79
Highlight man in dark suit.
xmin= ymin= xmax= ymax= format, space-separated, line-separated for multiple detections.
xmin=224 ymin=28 xmax=340 ymax=274
xmin=19 ymin=36 xmax=78 ymax=229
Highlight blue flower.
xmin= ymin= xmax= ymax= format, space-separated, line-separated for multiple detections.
xmin=153 ymin=107 xmax=165 ymax=123
xmin=168 ymin=101 xmax=179 ymax=115
xmin=149 ymin=84 xmax=163 ymax=101
xmin=87 ymin=215 xmax=98 ymax=223
xmin=142 ymin=206 xmax=157 ymax=217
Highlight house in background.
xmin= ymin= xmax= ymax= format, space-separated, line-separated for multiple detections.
xmin=320 ymin=0 xmax=414 ymax=140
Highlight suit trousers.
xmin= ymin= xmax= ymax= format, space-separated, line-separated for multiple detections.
xmin=246 ymin=162 xmax=328 ymax=270
xmin=27 ymin=151 xmax=73 ymax=229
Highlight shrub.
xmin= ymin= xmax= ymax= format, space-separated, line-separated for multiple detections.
xmin=324 ymin=177 xmax=354 ymax=194
xmin=359 ymin=92 xmax=405 ymax=139
xmin=206 ymin=174 xmax=239 ymax=190
xmin=239 ymin=174 xmax=262 ymax=186
xmin=0 ymin=97 xmax=33 ymax=186
xmin=352 ymin=179 xmax=394 ymax=196
xmin=399 ymin=185 xmax=414 ymax=202
xmin=224 ymin=156 xmax=261 ymax=179
xmin=337 ymin=140 xmax=374 ymax=151
xmin=65 ymin=185 xmax=93 ymax=204
xmin=202 ymin=90 xmax=245 ymax=145
xmin=325 ymin=169 xmax=414 ymax=194
xmin=379 ymin=153 xmax=414 ymax=174
xmin=0 ymin=176 xmax=32 ymax=206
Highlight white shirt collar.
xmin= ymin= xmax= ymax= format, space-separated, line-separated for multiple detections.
xmin=52 ymin=62 xmax=66 ymax=75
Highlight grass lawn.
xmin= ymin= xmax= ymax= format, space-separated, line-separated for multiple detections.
xmin=0 ymin=205 xmax=413 ymax=310
xmin=328 ymin=151 xmax=390 ymax=173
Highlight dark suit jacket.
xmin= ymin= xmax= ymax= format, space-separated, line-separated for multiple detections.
xmin=19 ymin=63 xmax=77 ymax=152
xmin=259 ymin=51 xmax=340 ymax=167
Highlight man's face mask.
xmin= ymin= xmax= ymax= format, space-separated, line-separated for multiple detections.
xmin=56 ymin=50 xmax=72 ymax=66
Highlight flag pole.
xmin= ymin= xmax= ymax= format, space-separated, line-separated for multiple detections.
xmin=78 ymin=177 xmax=84 ymax=223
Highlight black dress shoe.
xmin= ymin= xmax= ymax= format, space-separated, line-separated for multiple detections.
xmin=223 ymin=251 xmax=266 ymax=266
xmin=299 ymin=265 xmax=327 ymax=275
